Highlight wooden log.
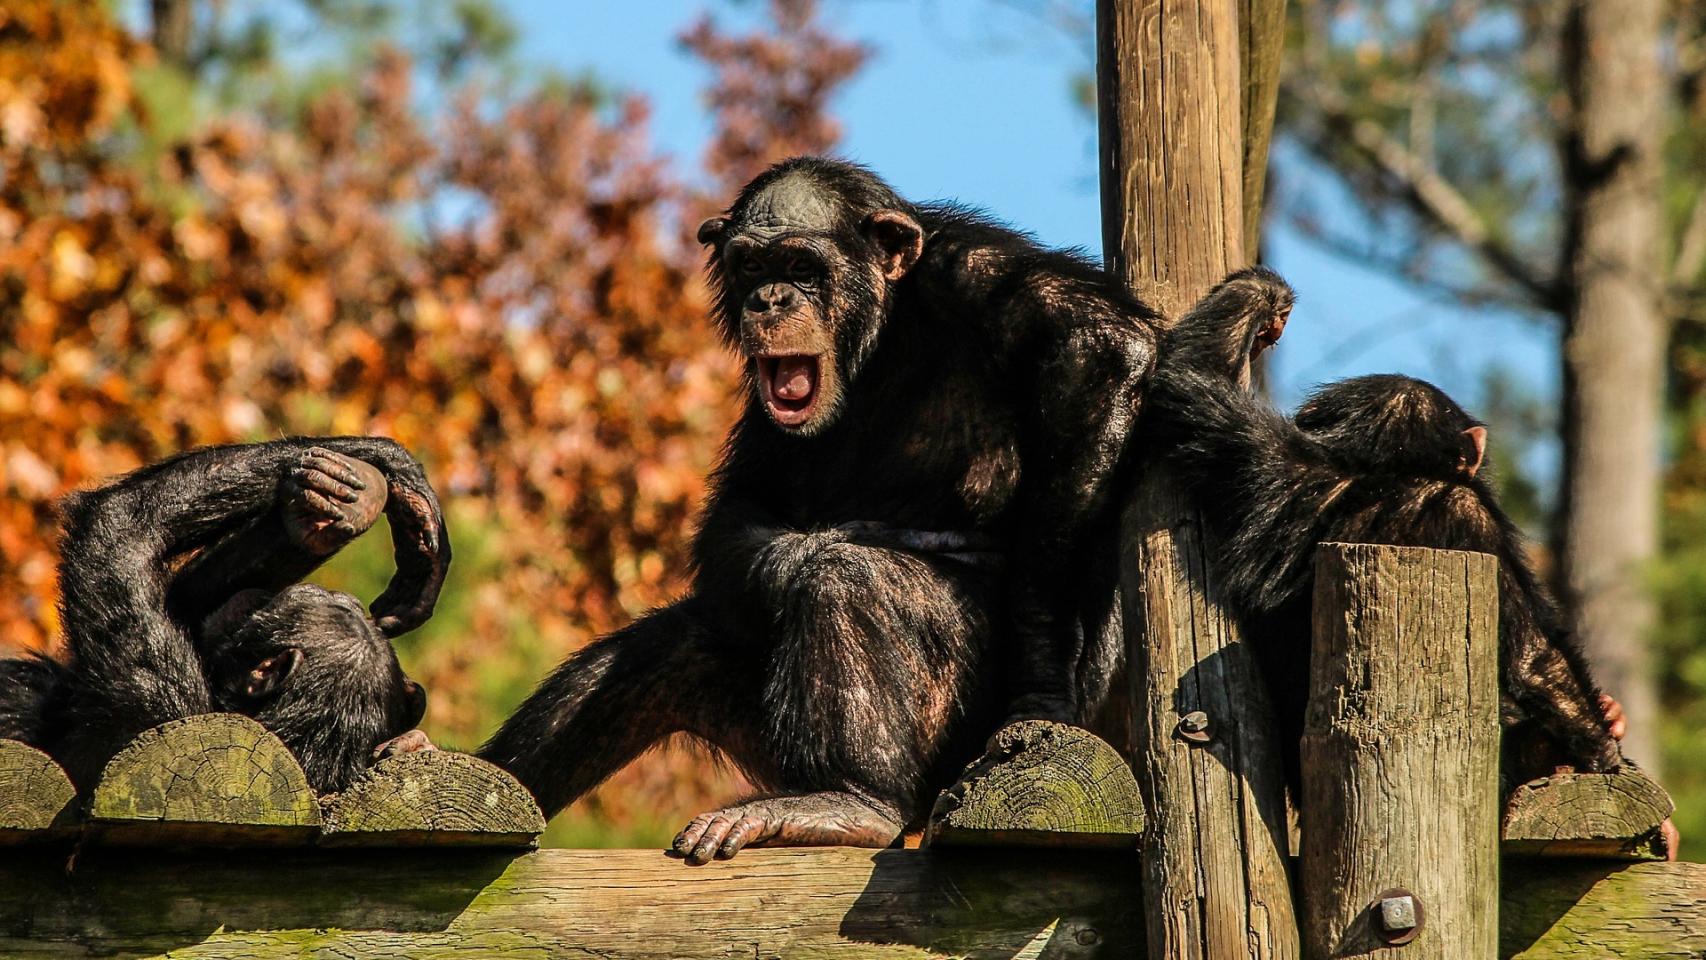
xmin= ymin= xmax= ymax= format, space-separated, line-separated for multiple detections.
xmin=87 ymin=713 xmax=321 ymax=846
xmin=923 ymin=720 xmax=1143 ymax=850
xmin=321 ymin=751 xmax=545 ymax=847
xmin=1501 ymin=860 xmax=1706 ymax=959
xmin=1502 ymin=766 xmax=1674 ymax=860
xmin=0 ymin=846 xmax=1146 ymax=958
xmin=0 ymin=739 xmax=78 ymax=842
xmin=1301 ymin=543 xmax=1501 ymax=959
xmin=1120 ymin=472 xmax=1300 ymax=960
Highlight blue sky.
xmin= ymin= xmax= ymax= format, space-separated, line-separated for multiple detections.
xmin=511 ymin=0 xmax=1561 ymax=478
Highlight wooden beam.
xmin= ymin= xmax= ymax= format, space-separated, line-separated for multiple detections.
xmin=1301 ymin=544 xmax=1501 ymax=959
xmin=322 ymin=751 xmax=545 ymax=847
xmin=1502 ymin=860 xmax=1706 ymax=959
xmin=87 ymin=713 xmax=321 ymax=846
xmin=1238 ymin=0 xmax=1288 ymax=253
xmin=1503 ymin=767 xmax=1674 ymax=861
xmin=0 ymin=846 xmax=1146 ymax=959
xmin=923 ymin=720 xmax=1143 ymax=850
xmin=0 ymin=739 xmax=77 ymax=842
xmin=0 ymin=846 xmax=1697 ymax=958
xmin=1120 ymin=472 xmax=1300 ymax=959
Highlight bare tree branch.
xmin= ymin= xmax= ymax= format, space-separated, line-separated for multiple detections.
xmin=1293 ymin=80 xmax=1563 ymax=311
xmin=1673 ymin=187 xmax=1706 ymax=288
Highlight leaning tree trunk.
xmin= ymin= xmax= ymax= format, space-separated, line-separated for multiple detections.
xmin=1556 ymin=0 xmax=1668 ymax=777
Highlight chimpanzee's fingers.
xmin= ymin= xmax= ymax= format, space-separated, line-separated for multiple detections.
xmin=673 ymin=814 xmax=716 ymax=857
xmin=689 ymin=818 xmax=734 ymax=865
xmin=370 ymin=482 xmax=450 ymax=637
xmin=296 ymin=487 xmax=342 ymax=518
xmin=292 ymin=466 xmax=362 ymax=506
xmin=717 ymin=816 xmax=771 ymax=859
xmin=301 ymin=449 xmax=369 ymax=490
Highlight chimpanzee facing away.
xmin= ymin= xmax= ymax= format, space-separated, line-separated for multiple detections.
xmin=1144 ymin=267 xmax=1623 ymax=789
xmin=0 ymin=438 xmax=449 ymax=794
xmin=471 ymin=157 xmax=1158 ymax=863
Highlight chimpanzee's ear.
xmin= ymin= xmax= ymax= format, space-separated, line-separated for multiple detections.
xmin=1460 ymin=426 xmax=1488 ymax=478
xmin=864 ymin=210 xmax=924 ymax=281
xmin=697 ymin=217 xmax=729 ymax=246
xmin=244 ymin=648 xmax=303 ymax=700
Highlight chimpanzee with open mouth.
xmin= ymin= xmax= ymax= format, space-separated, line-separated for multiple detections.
xmin=471 ymin=157 xmax=1158 ymax=863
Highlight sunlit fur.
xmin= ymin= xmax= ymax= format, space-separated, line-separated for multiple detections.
xmin=1146 ymin=268 xmax=1620 ymax=791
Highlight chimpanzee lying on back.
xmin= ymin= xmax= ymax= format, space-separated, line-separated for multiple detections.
xmin=0 ymin=438 xmax=450 ymax=794
xmin=1144 ymin=268 xmax=1622 ymax=789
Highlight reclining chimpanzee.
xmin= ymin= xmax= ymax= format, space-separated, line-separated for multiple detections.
xmin=1143 ymin=268 xmax=1623 ymax=789
xmin=0 ymin=437 xmax=450 ymax=794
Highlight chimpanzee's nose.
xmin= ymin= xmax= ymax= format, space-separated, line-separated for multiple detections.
xmin=746 ymin=283 xmax=797 ymax=315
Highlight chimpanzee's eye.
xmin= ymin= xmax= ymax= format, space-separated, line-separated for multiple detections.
xmin=787 ymin=258 xmax=816 ymax=282
xmin=739 ymin=258 xmax=764 ymax=277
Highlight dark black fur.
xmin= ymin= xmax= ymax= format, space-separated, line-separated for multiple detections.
xmin=1146 ymin=267 xmax=1621 ymax=789
xmin=0 ymin=437 xmax=449 ymax=794
xmin=479 ymin=157 xmax=1158 ymax=862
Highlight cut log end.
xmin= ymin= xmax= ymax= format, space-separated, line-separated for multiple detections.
xmin=88 ymin=713 xmax=321 ymax=846
xmin=0 ymin=739 xmax=77 ymax=842
xmin=923 ymin=720 xmax=1143 ymax=849
xmin=1502 ymin=765 xmax=1675 ymax=860
xmin=321 ymin=750 xmax=545 ymax=847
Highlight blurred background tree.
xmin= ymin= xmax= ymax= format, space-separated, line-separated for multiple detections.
xmin=0 ymin=0 xmax=861 ymax=846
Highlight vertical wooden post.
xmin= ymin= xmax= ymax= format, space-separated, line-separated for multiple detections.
xmin=1100 ymin=1 xmax=1297 ymax=958
xmin=1302 ymin=544 xmax=1500 ymax=959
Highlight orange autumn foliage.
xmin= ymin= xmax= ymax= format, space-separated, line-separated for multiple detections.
xmin=0 ymin=0 xmax=865 ymax=832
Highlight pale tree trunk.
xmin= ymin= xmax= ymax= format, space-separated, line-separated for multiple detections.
xmin=151 ymin=0 xmax=195 ymax=68
xmin=1557 ymin=0 xmax=1668 ymax=777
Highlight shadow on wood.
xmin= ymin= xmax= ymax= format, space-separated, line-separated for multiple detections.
xmin=923 ymin=720 xmax=1142 ymax=850
xmin=1502 ymin=766 xmax=1674 ymax=860
xmin=1501 ymin=860 xmax=1706 ymax=959
xmin=322 ymin=750 xmax=545 ymax=847
xmin=0 ymin=739 xmax=77 ymax=842
xmin=88 ymin=713 xmax=321 ymax=846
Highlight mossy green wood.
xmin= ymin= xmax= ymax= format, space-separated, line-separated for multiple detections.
xmin=0 ymin=739 xmax=77 ymax=841
xmin=924 ymin=720 xmax=1143 ymax=849
xmin=0 ymin=846 xmax=1146 ymax=958
xmin=1501 ymin=860 xmax=1706 ymax=959
xmin=88 ymin=713 xmax=321 ymax=845
xmin=1502 ymin=767 xmax=1674 ymax=860
xmin=321 ymin=751 xmax=545 ymax=847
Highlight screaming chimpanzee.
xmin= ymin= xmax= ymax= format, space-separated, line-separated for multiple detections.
xmin=473 ymin=157 xmax=1158 ymax=863
xmin=0 ymin=437 xmax=449 ymax=794
xmin=1143 ymin=267 xmax=1622 ymax=790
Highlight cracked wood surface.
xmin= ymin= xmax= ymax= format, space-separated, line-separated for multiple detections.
xmin=0 ymin=739 xmax=76 ymax=841
xmin=1302 ymin=543 xmax=1501 ymax=960
xmin=1502 ymin=766 xmax=1674 ymax=860
xmin=923 ymin=720 xmax=1143 ymax=849
xmin=322 ymin=750 xmax=545 ymax=847
xmin=88 ymin=713 xmax=321 ymax=845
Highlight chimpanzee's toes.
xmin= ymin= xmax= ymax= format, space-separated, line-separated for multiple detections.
xmin=373 ymin=729 xmax=437 ymax=761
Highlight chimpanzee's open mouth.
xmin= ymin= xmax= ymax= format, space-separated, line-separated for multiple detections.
xmin=756 ymin=354 xmax=820 ymax=428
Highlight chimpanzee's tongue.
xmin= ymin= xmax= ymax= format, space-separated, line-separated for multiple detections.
xmin=773 ymin=357 xmax=816 ymax=401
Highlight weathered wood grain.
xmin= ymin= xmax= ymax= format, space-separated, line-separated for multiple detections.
xmin=1302 ymin=543 xmax=1501 ymax=960
xmin=923 ymin=720 xmax=1143 ymax=849
xmin=1501 ymin=860 xmax=1706 ymax=959
xmin=1503 ymin=766 xmax=1674 ymax=860
xmin=0 ymin=738 xmax=77 ymax=842
xmin=0 ymin=846 xmax=1145 ymax=959
xmin=1121 ymin=472 xmax=1301 ymax=960
xmin=321 ymin=750 xmax=545 ymax=847
xmin=87 ymin=713 xmax=321 ymax=846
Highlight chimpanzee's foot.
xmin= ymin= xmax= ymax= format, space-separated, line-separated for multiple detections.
xmin=284 ymin=448 xmax=388 ymax=555
xmin=670 ymin=791 xmax=905 ymax=865
xmin=1598 ymin=693 xmax=1627 ymax=742
xmin=373 ymin=728 xmax=438 ymax=760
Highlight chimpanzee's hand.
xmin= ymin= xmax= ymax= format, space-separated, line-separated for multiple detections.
xmin=282 ymin=448 xmax=388 ymax=556
xmin=373 ymin=729 xmax=438 ymax=761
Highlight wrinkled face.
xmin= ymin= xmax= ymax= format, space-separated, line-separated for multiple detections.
xmin=699 ymin=172 xmax=923 ymax=436
xmin=1296 ymin=374 xmax=1488 ymax=480
xmin=204 ymin=583 xmax=427 ymax=791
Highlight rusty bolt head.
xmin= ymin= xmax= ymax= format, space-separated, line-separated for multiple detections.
xmin=1175 ymin=710 xmax=1212 ymax=743
xmin=1372 ymin=889 xmax=1423 ymax=946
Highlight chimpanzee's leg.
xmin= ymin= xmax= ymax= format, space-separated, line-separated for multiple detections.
xmin=671 ymin=538 xmax=1001 ymax=864
xmin=477 ymin=597 xmax=763 ymax=818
